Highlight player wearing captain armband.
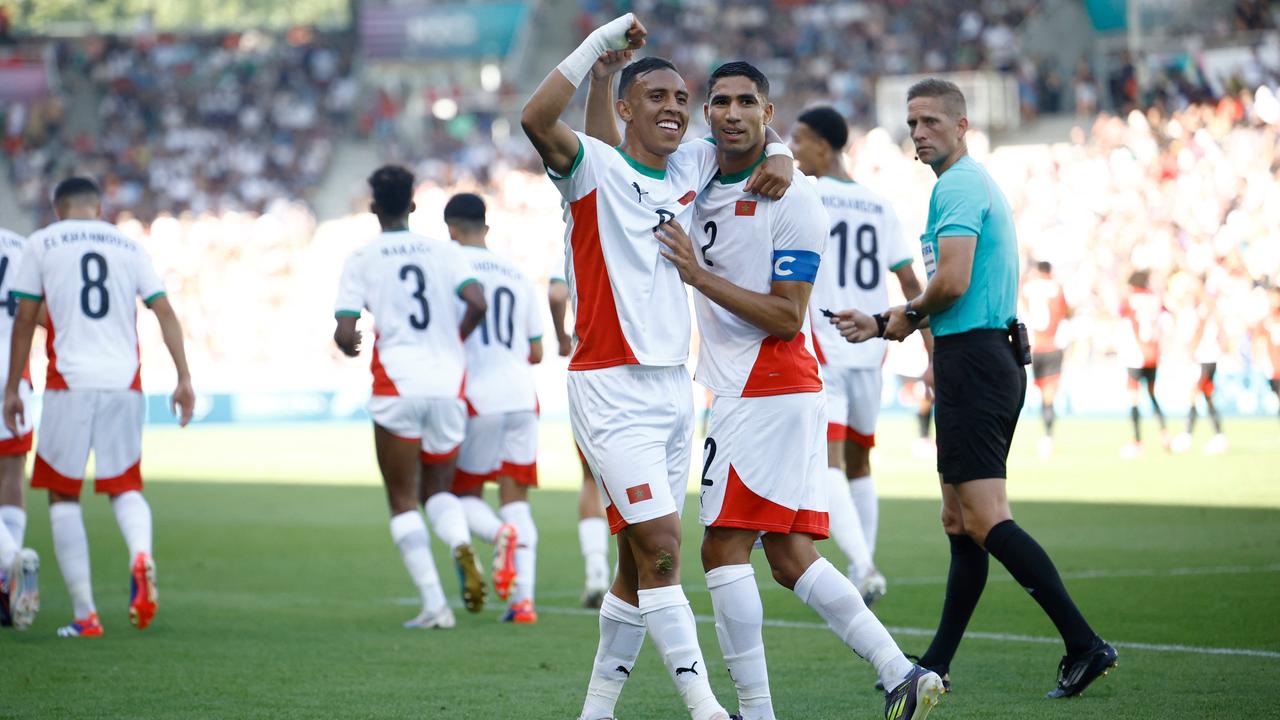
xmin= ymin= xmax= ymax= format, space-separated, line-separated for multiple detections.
xmin=522 ymin=13 xmax=796 ymax=720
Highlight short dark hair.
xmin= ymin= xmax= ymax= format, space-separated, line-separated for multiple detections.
xmin=1128 ymin=269 xmax=1151 ymax=289
xmin=1036 ymin=260 xmax=1052 ymax=274
xmin=618 ymin=56 xmax=679 ymax=98
xmin=707 ymin=61 xmax=769 ymax=99
xmin=443 ymin=193 xmax=486 ymax=226
xmin=906 ymin=78 xmax=967 ymax=118
xmin=52 ymin=177 xmax=101 ymax=205
xmin=367 ymin=165 xmax=415 ymax=217
xmin=796 ymin=105 xmax=848 ymax=151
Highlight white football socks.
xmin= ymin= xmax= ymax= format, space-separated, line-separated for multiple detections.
xmin=110 ymin=490 xmax=153 ymax=559
xmin=0 ymin=504 xmax=26 ymax=547
xmin=424 ymin=492 xmax=470 ymax=551
xmin=579 ymin=517 xmax=610 ymax=590
xmin=389 ymin=511 xmax=446 ymax=614
xmin=50 ymin=502 xmax=96 ymax=619
xmin=824 ymin=467 xmax=872 ymax=581
xmin=848 ymin=474 xmax=879 ymax=557
xmin=581 ymin=592 xmax=647 ymax=720
xmin=500 ymin=501 xmax=537 ymax=604
xmin=460 ymin=495 xmax=502 ymax=545
xmin=793 ymin=557 xmax=912 ymax=692
xmin=707 ymin=564 xmax=774 ymax=720
xmin=638 ymin=584 xmax=726 ymax=720
xmin=0 ymin=512 xmax=16 ymax=567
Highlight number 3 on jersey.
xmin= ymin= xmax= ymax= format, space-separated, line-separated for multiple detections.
xmin=400 ymin=264 xmax=430 ymax=330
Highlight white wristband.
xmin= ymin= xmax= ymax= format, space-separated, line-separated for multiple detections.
xmin=765 ymin=142 xmax=794 ymax=159
xmin=556 ymin=13 xmax=634 ymax=89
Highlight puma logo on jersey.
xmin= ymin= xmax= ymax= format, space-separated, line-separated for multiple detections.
xmin=631 ymin=182 xmax=649 ymax=204
xmin=615 ymin=665 xmax=631 ymax=676
xmin=675 ymin=661 xmax=699 ymax=676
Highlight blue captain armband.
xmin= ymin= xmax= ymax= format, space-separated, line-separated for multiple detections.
xmin=771 ymin=250 xmax=820 ymax=283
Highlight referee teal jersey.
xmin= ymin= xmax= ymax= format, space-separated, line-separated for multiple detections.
xmin=920 ymin=156 xmax=1018 ymax=337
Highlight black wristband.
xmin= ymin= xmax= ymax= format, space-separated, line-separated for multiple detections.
xmin=874 ymin=312 xmax=889 ymax=338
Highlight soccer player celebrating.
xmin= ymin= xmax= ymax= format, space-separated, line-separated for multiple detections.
xmin=521 ymin=14 xmax=793 ymax=720
xmin=4 ymin=177 xmax=196 ymax=637
xmin=1119 ymin=269 xmax=1169 ymax=458
xmin=1019 ymin=261 xmax=1070 ymax=457
xmin=835 ymin=79 xmax=1116 ymax=699
xmin=445 ymin=193 xmax=544 ymax=624
xmin=0 ymin=226 xmax=39 ymax=631
xmin=333 ymin=166 xmax=489 ymax=627
xmin=792 ymin=105 xmax=929 ymax=606
xmin=641 ymin=62 xmax=945 ymax=720
xmin=548 ymin=247 xmax=612 ymax=607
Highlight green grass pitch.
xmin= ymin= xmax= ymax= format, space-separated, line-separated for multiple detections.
xmin=2 ymin=417 xmax=1277 ymax=719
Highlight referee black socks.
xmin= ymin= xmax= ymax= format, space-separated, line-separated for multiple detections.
xmin=984 ymin=519 xmax=1096 ymax=656
xmin=919 ymin=533 xmax=989 ymax=674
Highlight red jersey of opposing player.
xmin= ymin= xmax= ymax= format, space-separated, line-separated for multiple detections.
xmin=1021 ymin=268 xmax=1068 ymax=354
xmin=1119 ymin=283 xmax=1166 ymax=370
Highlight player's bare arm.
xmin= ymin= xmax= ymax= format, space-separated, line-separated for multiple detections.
xmin=458 ymin=281 xmax=488 ymax=340
xmin=149 ymin=295 xmax=195 ymax=427
xmin=584 ymin=50 xmax=631 ymax=147
xmin=655 ymin=219 xmax=810 ymax=341
xmin=2 ymin=297 xmax=38 ymax=435
xmin=520 ymin=14 xmax=645 ymax=176
xmin=547 ymin=281 xmax=571 ymax=356
xmin=333 ymin=314 xmax=361 ymax=357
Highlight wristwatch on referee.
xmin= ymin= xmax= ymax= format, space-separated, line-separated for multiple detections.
xmin=904 ymin=302 xmax=925 ymax=325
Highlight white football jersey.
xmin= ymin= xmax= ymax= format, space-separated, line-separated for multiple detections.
xmin=458 ymin=245 xmax=542 ymax=415
xmin=807 ymin=177 xmax=914 ymax=369
xmin=0 ymin=228 xmax=29 ymax=387
xmin=335 ymin=230 xmax=476 ymax=398
xmin=11 ymin=219 xmax=165 ymax=390
xmin=692 ymin=165 xmax=826 ymax=398
xmin=549 ymin=132 xmax=718 ymax=370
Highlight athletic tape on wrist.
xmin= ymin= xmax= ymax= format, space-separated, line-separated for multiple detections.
xmin=765 ymin=142 xmax=794 ymax=159
xmin=556 ymin=14 xmax=634 ymax=88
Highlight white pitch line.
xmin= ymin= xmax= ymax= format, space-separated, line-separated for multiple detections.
xmin=532 ymin=605 xmax=1280 ymax=660
xmin=530 ymin=562 xmax=1280 ymax=600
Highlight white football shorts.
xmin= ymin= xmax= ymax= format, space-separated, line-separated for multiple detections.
xmin=568 ymin=364 xmax=693 ymax=534
xmin=454 ymin=410 xmax=539 ymax=491
xmin=699 ymin=391 xmax=829 ymax=538
xmin=32 ymin=389 xmax=144 ymax=496
xmin=368 ymin=395 xmax=466 ymax=462
xmin=823 ymin=365 xmax=883 ymax=447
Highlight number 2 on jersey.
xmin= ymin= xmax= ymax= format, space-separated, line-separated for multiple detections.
xmin=832 ymin=221 xmax=879 ymax=291
xmin=399 ymin=264 xmax=430 ymax=330
xmin=701 ymin=221 xmax=717 ymax=267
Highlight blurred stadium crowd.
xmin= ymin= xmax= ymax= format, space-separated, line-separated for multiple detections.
xmin=0 ymin=5 xmax=1278 ymax=413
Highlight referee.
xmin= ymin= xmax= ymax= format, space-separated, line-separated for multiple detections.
xmin=833 ymin=78 xmax=1116 ymax=699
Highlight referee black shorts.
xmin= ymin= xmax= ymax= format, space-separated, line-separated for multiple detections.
xmin=934 ymin=328 xmax=1027 ymax=484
